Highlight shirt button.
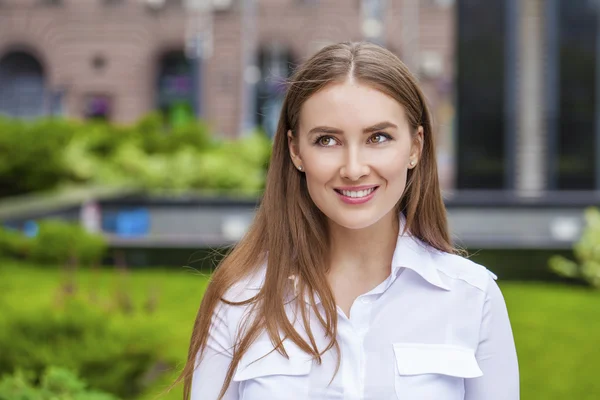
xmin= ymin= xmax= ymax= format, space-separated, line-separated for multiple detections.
xmin=360 ymin=297 xmax=371 ymax=304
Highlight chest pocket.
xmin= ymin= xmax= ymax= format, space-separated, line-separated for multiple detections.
xmin=233 ymin=341 xmax=312 ymax=400
xmin=393 ymin=343 xmax=483 ymax=400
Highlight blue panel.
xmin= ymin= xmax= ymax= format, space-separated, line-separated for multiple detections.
xmin=115 ymin=208 xmax=151 ymax=237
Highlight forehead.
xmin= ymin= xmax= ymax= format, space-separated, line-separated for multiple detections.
xmin=298 ymin=81 xmax=407 ymax=131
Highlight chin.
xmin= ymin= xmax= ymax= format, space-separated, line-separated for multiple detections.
xmin=326 ymin=211 xmax=385 ymax=231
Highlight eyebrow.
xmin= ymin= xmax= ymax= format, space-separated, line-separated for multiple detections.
xmin=307 ymin=121 xmax=398 ymax=135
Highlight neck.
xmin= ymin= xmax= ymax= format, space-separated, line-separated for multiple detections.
xmin=327 ymin=211 xmax=399 ymax=279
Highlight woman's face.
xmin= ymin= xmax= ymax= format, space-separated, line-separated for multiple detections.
xmin=288 ymin=80 xmax=423 ymax=231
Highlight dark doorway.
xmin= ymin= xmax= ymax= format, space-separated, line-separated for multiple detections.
xmin=0 ymin=51 xmax=46 ymax=118
xmin=156 ymin=50 xmax=196 ymax=125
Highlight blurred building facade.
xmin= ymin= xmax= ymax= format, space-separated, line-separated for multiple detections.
xmin=457 ymin=0 xmax=600 ymax=193
xmin=3 ymin=0 xmax=600 ymax=254
xmin=2 ymin=0 xmax=599 ymax=196
xmin=0 ymin=0 xmax=455 ymax=183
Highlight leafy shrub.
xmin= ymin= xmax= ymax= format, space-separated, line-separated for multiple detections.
xmin=0 ymin=299 xmax=171 ymax=398
xmin=63 ymin=114 xmax=266 ymax=193
xmin=229 ymin=129 xmax=272 ymax=168
xmin=0 ymin=117 xmax=77 ymax=197
xmin=549 ymin=207 xmax=600 ymax=288
xmin=29 ymin=220 xmax=107 ymax=266
xmin=132 ymin=112 xmax=211 ymax=155
xmin=0 ymin=114 xmax=272 ymax=197
xmin=0 ymin=227 xmax=31 ymax=260
xmin=0 ymin=366 xmax=118 ymax=400
xmin=0 ymin=221 xmax=106 ymax=267
xmin=193 ymin=130 xmax=272 ymax=192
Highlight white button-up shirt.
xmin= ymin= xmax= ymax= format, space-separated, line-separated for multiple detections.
xmin=191 ymin=230 xmax=520 ymax=400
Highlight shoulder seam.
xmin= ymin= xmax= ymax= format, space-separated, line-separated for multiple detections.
xmin=435 ymin=267 xmax=494 ymax=294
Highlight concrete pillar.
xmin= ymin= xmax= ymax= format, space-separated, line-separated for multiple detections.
xmin=515 ymin=0 xmax=546 ymax=196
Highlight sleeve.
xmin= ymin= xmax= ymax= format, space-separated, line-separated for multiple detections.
xmin=190 ymin=302 xmax=239 ymax=400
xmin=465 ymin=273 xmax=520 ymax=400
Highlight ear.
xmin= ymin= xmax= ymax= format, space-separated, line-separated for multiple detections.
xmin=287 ymin=129 xmax=302 ymax=166
xmin=409 ymin=126 xmax=424 ymax=168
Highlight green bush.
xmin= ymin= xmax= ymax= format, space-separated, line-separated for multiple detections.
xmin=28 ymin=220 xmax=107 ymax=266
xmin=549 ymin=207 xmax=600 ymax=288
xmin=132 ymin=112 xmax=211 ymax=155
xmin=0 ymin=117 xmax=78 ymax=197
xmin=0 ymin=366 xmax=119 ymax=400
xmin=0 ymin=299 xmax=170 ymax=398
xmin=0 ymin=228 xmax=31 ymax=260
xmin=0 ymin=221 xmax=106 ymax=266
xmin=229 ymin=129 xmax=272 ymax=168
xmin=0 ymin=114 xmax=272 ymax=197
xmin=192 ymin=130 xmax=272 ymax=192
xmin=63 ymin=114 xmax=269 ymax=193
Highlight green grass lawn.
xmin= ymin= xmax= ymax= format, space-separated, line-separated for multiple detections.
xmin=1 ymin=261 xmax=599 ymax=399
xmin=502 ymin=282 xmax=600 ymax=399
xmin=0 ymin=261 xmax=208 ymax=400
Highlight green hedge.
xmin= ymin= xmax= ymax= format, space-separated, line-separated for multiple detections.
xmin=467 ymin=248 xmax=577 ymax=282
xmin=0 ymin=298 xmax=171 ymax=399
xmin=0 ymin=227 xmax=31 ymax=260
xmin=0 ymin=118 xmax=77 ymax=197
xmin=0 ymin=366 xmax=119 ymax=400
xmin=0 ymin=113 xmax=272 ymax=197
xmin=0 ymin=220 xmax=107 ymax=266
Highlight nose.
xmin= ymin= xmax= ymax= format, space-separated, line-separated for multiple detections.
xmin=340 ymin=146 xmax=370 ymax=181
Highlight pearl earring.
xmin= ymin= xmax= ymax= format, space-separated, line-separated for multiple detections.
xmin=410 ymin=160 xmax=416 ymax=167
xmin=297 ymin=165 xmax=303 ymax=171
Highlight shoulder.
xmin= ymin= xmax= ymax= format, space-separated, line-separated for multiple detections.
xmin=209 ymin=264 xmax=267 ymax=337
xmin=430 ymin=249 xmax=498 ymax=293
xmin=221 ymin=262 xmax=267 ymax=304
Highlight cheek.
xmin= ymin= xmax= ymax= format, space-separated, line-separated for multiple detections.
xmin=379 ymin=157 xmax=410 ymax=194
xmin=378 ymin=148 xmax=409 ymax=177
xmin=386 ymin=165 xmax=409 ymax=185
xmin=302 ymin=151 xmax=340 ymax=182
xmin=300 ymin=152 xmax=335 ymax=204
xmin=304 ymin=170 xmax=331 ymax=200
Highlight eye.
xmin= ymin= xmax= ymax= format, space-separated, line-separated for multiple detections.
xmin=315 ymin=136 xmax=337 ymax=147
xmin=367 ymin=132 xmax=392 ymax=144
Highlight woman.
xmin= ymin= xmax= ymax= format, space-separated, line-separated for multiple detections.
xmin=175 ymin=41 xmax=519 ymax=400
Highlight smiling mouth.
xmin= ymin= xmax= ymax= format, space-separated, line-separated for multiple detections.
xmin=334 ymin=186 xmax=379 ymax=198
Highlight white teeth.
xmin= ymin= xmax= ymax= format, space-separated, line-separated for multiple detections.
xmin=340 ymin=188 xmax=375 ymax=198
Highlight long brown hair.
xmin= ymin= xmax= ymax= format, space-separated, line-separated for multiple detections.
xmin=173 ymin=41 xmax=456 ymax=400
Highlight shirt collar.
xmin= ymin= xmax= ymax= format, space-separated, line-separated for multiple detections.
xmin=291 ymin=214 xmax=450 ymax=305
xmin=391 ymin=214 xmax=451 ymax=292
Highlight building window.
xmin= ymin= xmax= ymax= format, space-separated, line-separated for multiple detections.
xmin=84 ymin=94 xmax=112 ymax=120
xmin=255 ymin=44 xmax=294 ymax=138
xmin=555 ymin=0 xmax=597 ymax=189
xmin=456 ymin=0 xmax=506 ymax=189
xmin=0 ymin=51 xmax=46 ymax=118
xmin=156 ymin=50 xmax=195 ymax=125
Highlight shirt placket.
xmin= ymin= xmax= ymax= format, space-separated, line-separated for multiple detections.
xmin=340 ymin=294 xmax=374 ymax=400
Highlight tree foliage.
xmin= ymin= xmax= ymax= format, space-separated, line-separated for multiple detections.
xmin=549 ymin=207 xmax=600 ymax=288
